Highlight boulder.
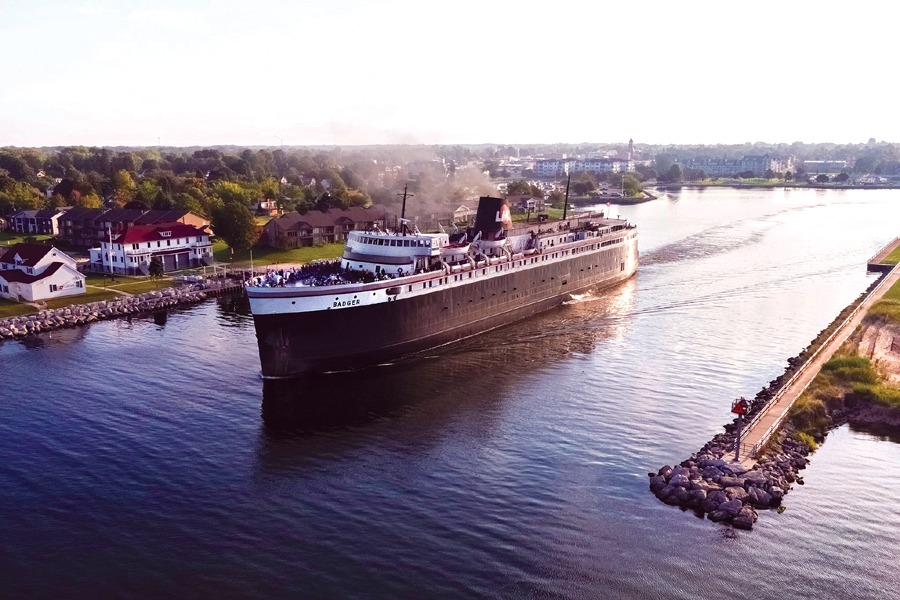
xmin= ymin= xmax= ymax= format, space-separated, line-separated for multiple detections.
xmin=720 ymin=463 xmax=748 ymax=476
xmin=658 ymin=465 xmax=673 ymax=478
xmin=725 ymin=486 xmax=749 ymax=502
xmin=718 ymin=499 xmax=744 ymax=518
xmin=708 ymin=509 xmax=732 ymax=523
xmin=732 ymin=506 xmax=758 ymax=530
xmin=649 ymin=476 xmax=667 ymax=493
xmin=700 ymin=490 xmax=728 ymax=513
xmin=719 ymin=476 xmax=745 ymax=488
xmin=669 ymin=474 xmax=690 ymax=488
xmin=656 ymin=485 xmax=676 ymax=500
xmin=747 ymin=487 xmax=773 ymax=508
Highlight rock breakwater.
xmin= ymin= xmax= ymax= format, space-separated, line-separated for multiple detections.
xmin=0 ymin=284 xmax=231 ymax=340
xmin=649 ymin=424 xmax=812 ymax=530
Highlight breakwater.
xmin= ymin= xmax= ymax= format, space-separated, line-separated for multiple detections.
xmin=650 ymin=270 xmax=890 ymax=530
xmin=0 ymin=280 xmax=243 ymax=340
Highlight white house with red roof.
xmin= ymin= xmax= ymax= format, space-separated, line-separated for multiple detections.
xmin=89 ymin=221 xmax=213 ymax=275
xmin=0 ymin=243 xmax=86 ymax=302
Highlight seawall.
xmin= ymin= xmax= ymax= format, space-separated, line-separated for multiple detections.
xmin=0 ymin=280 xmax=244 ymax=340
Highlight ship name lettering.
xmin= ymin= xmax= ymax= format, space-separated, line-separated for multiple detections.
xmin=333 ymin=298 xmax=361 ymax=308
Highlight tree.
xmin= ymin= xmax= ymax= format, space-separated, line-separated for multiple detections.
xmin=784 ymin=171 xmax=793 ymax=181
xmin=664 ymin=164 xmax=683 ymax=183
xmin=211 ymin=202 xmax=260 ymax=251
xmin=815 ymin=174 xmax=830 ymax=183
xmin=835 ymin=172 xmax=850 ymax=183
xmin=148 ymin=256 xmax=164 ymax=287
xmin=548 ymin=190 xmax=565 ymax=209
xmin=622 ymin=174 xmax=643 ymax=197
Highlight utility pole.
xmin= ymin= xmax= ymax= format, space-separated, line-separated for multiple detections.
xmin=562 ymin=172 xmax=571 ymax=221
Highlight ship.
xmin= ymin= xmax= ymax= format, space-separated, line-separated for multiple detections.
xmin=247 ymin=196 xmax=638 ymax=378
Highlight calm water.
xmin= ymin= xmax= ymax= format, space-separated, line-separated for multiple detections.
xmin=2 ymin=188 xmax=900 ymax=599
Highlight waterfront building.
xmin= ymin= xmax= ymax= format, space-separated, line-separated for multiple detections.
xmin=88 ymin=222 xmax=213 ymax=274
xmin=685 ymin=154 xmax=794 ymax=177
xmin=0 ymin=243 xmax=85 ymax=302
xmin=59 ymin=208 xmax=209 ymax=248
xmin=259 ymin=207 xmax=384 ymax=249
xmin=802 ymin=160 xmax=850 ymax=174
xmin=534 ymin=157 xmax=635 ymax=179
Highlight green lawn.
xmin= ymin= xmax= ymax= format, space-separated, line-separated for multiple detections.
xmin=213 ymin=240 xmax=344 ymax=267
xmin=84 ymin=273 xmax=174 ymax=294
xmin=0 ymin=231 xmax=53 ymax=246
xmin=0 ymin=298 xmax=38 ymax=318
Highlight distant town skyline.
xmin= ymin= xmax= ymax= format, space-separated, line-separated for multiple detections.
xmin=1 ymin=0 xmax=894 ymax=148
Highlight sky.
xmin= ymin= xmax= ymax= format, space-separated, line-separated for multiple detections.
xmin=0 ymin=0 xmax=895 ymax=147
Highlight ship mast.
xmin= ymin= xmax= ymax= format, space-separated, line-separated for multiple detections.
xmin=398 ymin=184 xmax=414 ymax=235
xmin=562 ymin=172 xmax=571 ymax=221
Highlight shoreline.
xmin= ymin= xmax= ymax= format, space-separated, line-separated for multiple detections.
xmin=0 ymin=279 xmax=244 ymax=341
xmin=649 ymin=262 xmax=900 ymax=530
xmin=655 ymin=182 xmax=900 ymax=192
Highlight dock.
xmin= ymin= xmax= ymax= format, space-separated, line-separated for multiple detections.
xmin=726 ymin=237 xmax=900 ymax=466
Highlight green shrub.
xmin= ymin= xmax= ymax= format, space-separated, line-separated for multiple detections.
xmin=850 ymin=383 xmax=900 ymax=409
xmin=795 ymin=431 xmax=818 ymax=451
xmin=821 ymin=356 xmax=878 ymax=384
xmin=790 ymin=394 xmax=829 ymax=436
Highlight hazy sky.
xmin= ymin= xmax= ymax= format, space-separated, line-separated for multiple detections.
xmin=0 ymin=0 xmax=893 ymax=147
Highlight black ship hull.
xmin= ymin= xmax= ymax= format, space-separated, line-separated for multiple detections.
xmin=251 ymin=239 xmax=637 ymax=377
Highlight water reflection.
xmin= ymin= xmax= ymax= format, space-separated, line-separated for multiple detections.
xmin=214 ymin=292 xmax=253 ymax=327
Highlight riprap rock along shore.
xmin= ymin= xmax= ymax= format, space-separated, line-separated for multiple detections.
xmin=0 ymin=286 xmax=212 ymax=339
xmin=649 ymin=424 xmax=811 ymax=530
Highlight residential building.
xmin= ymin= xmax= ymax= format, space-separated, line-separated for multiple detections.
xmin=0 ymin=243 xmax=85 ymax=302
xmin=59 ymin=208 xmax=209 ymax=247
xmin=89 ymin=222 xmax=213 ymax=275
xmin=8 ymin=207 xmax=68 ymax=235
xmin=685 ymin=154 xmax=795 ymax=177
xmin=505 ymin=194 xmax=545 ymax=213
xmin=535 ymin=157 xmax=635 ymax=178
xmin=259 ymin=207 xmax=384 ymax=249
xmin=802 ymin=160 xmax=849 ymax=174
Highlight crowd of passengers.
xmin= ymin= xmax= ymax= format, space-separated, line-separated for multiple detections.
xmin=245 ymin=260 xmax=412 ymax=288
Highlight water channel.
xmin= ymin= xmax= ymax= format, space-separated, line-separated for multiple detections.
xmin=1 ymin=187 xmax=899 ymax=598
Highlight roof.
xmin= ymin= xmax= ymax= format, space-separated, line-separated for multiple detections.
xmin=268 ymin=207 xmax=383 ymax=231
xmin=34 ymin=207 xmax=68 ymax=219
xmin=116 ymin=221 xmax=209 ymax=244
xmin=134 ymin=209 xmax=190 ymax=224
xmin=0 ymin=262 xmax=64 ymax=283
xmin=60 ymin=207 xmax=108 ymax=222
xmin=0 ymin=243 xmax=54 ymax=267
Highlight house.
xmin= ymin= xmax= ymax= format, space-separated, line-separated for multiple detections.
xmin=0 ymin=243 xmax=85 ymax=302
xmin=252 ymin=199 xmax=279 ymax=216
xmin=505 ymin=195 xmax=545 ymax=213
xmin=59 ymin=208 xmax=210 ymax=247
xmin=8 ymin=207 xmax=69 ymax=235
xmin=89 ymin=222 xmax=214 ymax=275
xmin=260 ymin=207 xmax=384 ymax=249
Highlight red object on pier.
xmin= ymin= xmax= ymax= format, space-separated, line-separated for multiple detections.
xmin=731 ymin=398 xmax=747 ymax=415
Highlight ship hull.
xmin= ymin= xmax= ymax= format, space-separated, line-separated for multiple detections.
xmin=250 ymin=236 xmax=637 ymax=377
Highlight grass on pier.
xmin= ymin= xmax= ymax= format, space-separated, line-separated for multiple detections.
xmin=865 ymin=277 xmax=900 ymax=324
xmin=880 ymin=246 xmax=900 ymax=266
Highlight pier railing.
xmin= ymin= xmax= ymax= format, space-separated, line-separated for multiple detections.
xmin=868 ymin=236 xmax=900 ymax=267
xmin=738 ymin=264 xmax=898 ymax=459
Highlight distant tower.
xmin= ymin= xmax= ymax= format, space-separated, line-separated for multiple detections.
xmin=628 ymin=138 xmax=634 ymax=159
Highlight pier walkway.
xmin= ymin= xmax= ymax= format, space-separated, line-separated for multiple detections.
xmin=726 ymin=244 xmax=900 ymax=467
